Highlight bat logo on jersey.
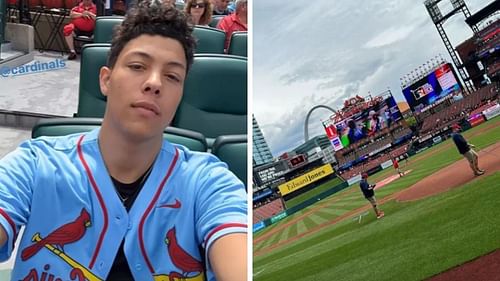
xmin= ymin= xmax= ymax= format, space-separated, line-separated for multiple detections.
xmin=153 ymin=227 xmax=205 ymax=281
xmin=21 ymin=208 xmax=92 ymax=261
xmin=19 ymin=208 xmax=104 ymax=281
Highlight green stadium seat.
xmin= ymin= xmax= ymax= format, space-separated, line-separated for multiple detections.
xmin=192 ymin=26 xmax=226 ymax=54
xmin=171 ymin=54 xmax=247 ymax=146
xmin=75 ymin=43 xmax=110 ymax=118
xmin=212 ymin=134 xmax=247 ymax=186
xmin=93 ymin=16 xmax=124 ymax=43
xmin=32 ymin=118 xmax=208 ymax=152
xmin=174 ymin=2 xmax=184 ymax=10
xmin=228 ymin=31 xmax=247 ymax=57
xmin=209 ymin=15 xmax=224 ymax=28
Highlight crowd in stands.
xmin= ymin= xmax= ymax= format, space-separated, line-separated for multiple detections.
xmin=338 ymin=144 xmax=410 ymax=180
xmin=253 ymin=196 xmax=285 ymax=224
xmin=419 ymin=85 xmax=499 ymax=135
xmin=8 ymin=0 xmax=247 ymax=58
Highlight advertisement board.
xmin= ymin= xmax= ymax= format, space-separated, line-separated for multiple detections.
xmin=278 ymin=164 xmax=334 ymax=196
xmin=402 ymin=63 xmax=460 ymax=113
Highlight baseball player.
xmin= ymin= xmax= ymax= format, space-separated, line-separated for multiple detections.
xmin=0 ymin=2 xmax=247 ymax=281
xmin=451 ymin=124 xmax=485 ymax=176
xmin=359 ymin=173 xmax=384 ymax=219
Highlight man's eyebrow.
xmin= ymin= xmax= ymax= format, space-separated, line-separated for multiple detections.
xmin=125 ymin=51 xmax=186 ymax=70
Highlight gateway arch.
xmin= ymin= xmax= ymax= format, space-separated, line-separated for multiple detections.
xmin=304 ymin=105 xmax=336 ymax=142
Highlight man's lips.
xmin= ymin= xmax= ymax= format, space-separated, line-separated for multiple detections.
xmin=131 ymin=101 xmax=160 ymax=115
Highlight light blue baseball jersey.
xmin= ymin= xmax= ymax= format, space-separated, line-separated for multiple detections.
xmin=0 ymin=128 xmax=247 ymax=281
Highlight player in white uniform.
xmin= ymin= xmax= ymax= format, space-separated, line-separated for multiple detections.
xmin=0 ymin=1 xmax=247 ymax=280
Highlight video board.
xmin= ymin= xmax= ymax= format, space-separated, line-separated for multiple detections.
xmin=323 ymin=95 xmax=403 ymax=151
xmin=402 ymin=63 xmax=461 ymax=113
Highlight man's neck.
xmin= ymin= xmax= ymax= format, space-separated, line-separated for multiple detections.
xmin=99 ymin=121 xmax=162 ymax=184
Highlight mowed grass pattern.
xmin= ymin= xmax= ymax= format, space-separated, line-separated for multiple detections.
xmin=254 ymin=116 xmax=500 ymax=281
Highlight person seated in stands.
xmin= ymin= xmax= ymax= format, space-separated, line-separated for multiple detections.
xmin=217 ymin=0 xmax=247 ymax=50
xmin=212 ymin=0 xmax=229 ymax=15
xmin=184 ymin=0 xmax=213 ymax=26
xmin=63 ymin=0 xmax=97 ymax=60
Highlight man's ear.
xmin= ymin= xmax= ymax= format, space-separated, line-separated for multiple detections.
xmin=99 ymin=66 xmax=112 ymax=97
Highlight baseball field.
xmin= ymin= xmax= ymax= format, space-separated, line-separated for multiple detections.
xmin=253 ymin=116 xmax=500 ymax=281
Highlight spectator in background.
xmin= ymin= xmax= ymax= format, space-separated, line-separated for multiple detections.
xmin=184 ymin=0 xmax=213 ymax=25
xmin=217 ymin=0 xmax=247 ymax=50
xmin=212 ymin=0 xmax=230 ymax=15
xmin=359 ymin=173 xmax=384 ymax=219
xmin=63 ymin=0 xmax=97 ymax=60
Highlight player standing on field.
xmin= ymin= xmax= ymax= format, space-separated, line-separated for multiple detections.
xmin=451 ymin=124 xmax=485 ymax=176
xmin=359 ymin=173 xmax=384 ymax=219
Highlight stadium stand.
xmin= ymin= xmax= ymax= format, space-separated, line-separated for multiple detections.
xmin=227 ymin=31 xmax=247 ymax=57
xmin=93 ymin=16 xmax=124 ymax=43
xmin=212 ymin=134 xmax=247 ymax=186
xmin=32 ymin=117 xmax=209 ymax=152
xmin=171 ymin=54 xmax=247 ymax=146
xmin=192 ymin=25 xmax=226 ymax=54
xmin=253 ymin=199 xmax=285 ymax=224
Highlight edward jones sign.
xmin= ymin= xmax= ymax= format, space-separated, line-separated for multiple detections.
xmin=278 ymin=164 xmax=334 ymax=196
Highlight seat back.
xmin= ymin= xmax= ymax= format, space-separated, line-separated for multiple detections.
xmin=209 ymin=15 xmax=224 ymax=28
xmin=94 ymin=16 xmax=124 ymax=43
xmin=192 ymin=26 xmax=226 ymax=54
xmin=76 ymin=43 xmax=110 ymax=118
xmin=172 ymin=54 xmax=247 ymax=142
xmin=228 ymin=31 xmax=247 ymax=57
xmin=212 ymin=134 xmax=247 ymax=185
xmin=32 ymin=118 xmax=208 ymax=152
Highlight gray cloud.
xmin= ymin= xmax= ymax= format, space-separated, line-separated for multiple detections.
xmin=253 ymin=0 xmax=492 ymax=157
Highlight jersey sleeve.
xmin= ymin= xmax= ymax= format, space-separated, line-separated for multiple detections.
xmin=0 ymin=141 xmax=38 ymax=261
xmin=193 ymin=156 xmax=247 ymax=260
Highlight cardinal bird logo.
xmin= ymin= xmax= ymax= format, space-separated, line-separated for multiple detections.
xmin=164 ymin=227 xmax=204 ymax=279
xmin=21 ymin=208 xmax=92 ymax=261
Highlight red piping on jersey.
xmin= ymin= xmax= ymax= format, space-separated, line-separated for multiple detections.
xmin=205 ymin=223 xmax=247 ymax=247
xmin=77 ymin=135 xmax=109 ymax=269
xmin=139 ymin=148 xmax=179 ymax=274
xmin=0 ymin=208 xmax=16 ymax=247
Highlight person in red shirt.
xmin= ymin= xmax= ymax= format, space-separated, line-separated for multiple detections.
xmin=392 ymin=157 xmax=404 ymax=177
xmin=216 ymin=0 xmax=247 ymax=51
xmin=63 ymin=0 xmax=97 ymax=60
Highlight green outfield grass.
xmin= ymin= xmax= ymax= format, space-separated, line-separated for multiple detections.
xmin=284 ymin=176 xmax=344 ymax=209
xmin=254 ymin=116 xmax=500 ymax=281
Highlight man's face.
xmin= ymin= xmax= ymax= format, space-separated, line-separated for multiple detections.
xmin=215 ymin=0 xmax=228 ymax=10
xmin=99 ymin=35 xmax=187 ymax=141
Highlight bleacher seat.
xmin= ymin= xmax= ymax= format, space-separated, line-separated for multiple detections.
xmin=209 ymin=15 xmax=224 ymax=28
xmin=192 ymin=26 xmax=226 ymax=54
xmin=93 ymin=16 xmax=124 ymax=43
xmin=171 ymin=54 xmax=247 ymax=146
xmin=228 ymin=31 xmax=247 ymax=57
xmin=32 ymin=118 xmax=208 ymax=152
xmin=212 ymin=134 xmax=247 ymax=185
xmin=75 ymin=43 xmax=110 ymax=118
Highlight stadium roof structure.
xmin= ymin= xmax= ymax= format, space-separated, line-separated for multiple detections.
xmin=465 ymin=0 xmax=500 ymax=27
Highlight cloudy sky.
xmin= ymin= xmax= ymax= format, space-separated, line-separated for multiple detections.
xmin=253 ymin=0 xmax=492 ymax=157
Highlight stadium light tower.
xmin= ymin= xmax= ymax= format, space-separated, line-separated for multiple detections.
xmin=424 ymin=0 xmax=478 ymax=94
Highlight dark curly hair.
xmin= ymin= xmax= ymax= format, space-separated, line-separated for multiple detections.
xmin=108 ymin=0 xmax=196 ymax=72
